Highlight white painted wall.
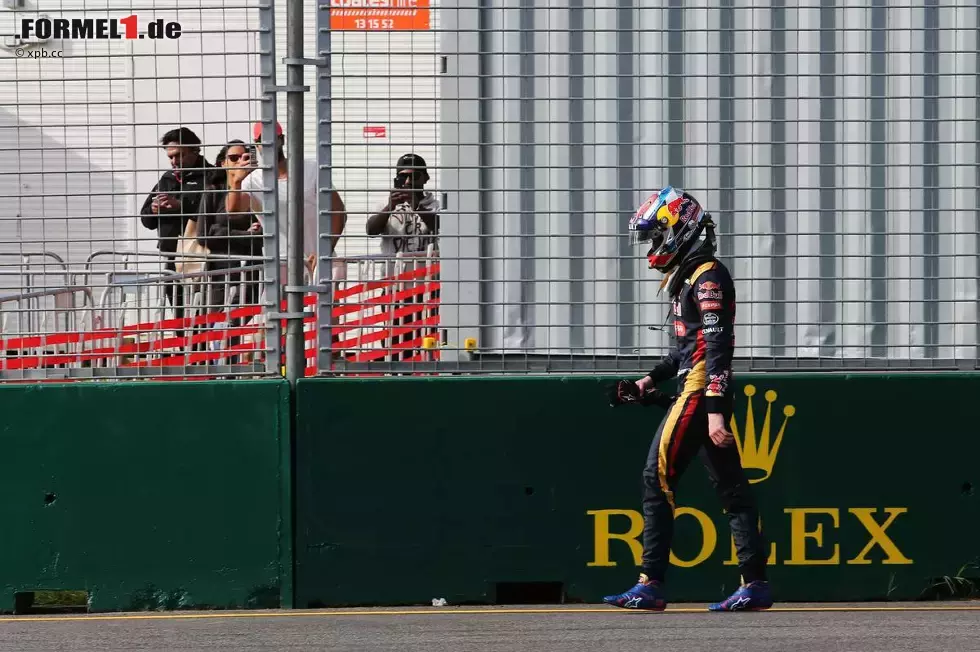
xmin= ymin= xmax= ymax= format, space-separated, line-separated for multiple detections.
xmin=325 ymin=1 xmax=442 ymax=259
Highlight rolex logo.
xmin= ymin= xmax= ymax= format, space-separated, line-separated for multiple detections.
xmin=729 ymin=385 xmax=796 ymax=484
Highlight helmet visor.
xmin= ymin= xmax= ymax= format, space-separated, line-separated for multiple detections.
xmin=632 ymin=227 xmax=664 ymax=249
xmin=629 ymin=193 xmax=671 ymax=246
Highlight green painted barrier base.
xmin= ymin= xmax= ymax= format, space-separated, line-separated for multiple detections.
xmin=4 ymin=372 xmax=977 ymax=611
xmin=295 ymin=373 xmax=980 ymax=607
xmin=0 ymin=380 xmax=292 ymax=612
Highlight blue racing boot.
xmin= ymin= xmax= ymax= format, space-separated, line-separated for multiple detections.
xmin=602 ymin=574 xmax=667 ymax=611
xmin=708 ymin=580 xmax=773 ymax=612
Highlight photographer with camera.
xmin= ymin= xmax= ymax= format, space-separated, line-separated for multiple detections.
xmin=366 ymin=153 xmax=439 ymax=256
xmin=366 ymin=153 xmax=440 ymax=363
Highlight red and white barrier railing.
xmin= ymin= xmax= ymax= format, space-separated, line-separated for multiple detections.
xmin=0 ymin=256 xmax=441 ymax=378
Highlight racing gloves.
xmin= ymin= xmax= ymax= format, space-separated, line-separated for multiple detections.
xmin=608 ymin=379 xmax=676 ymax=410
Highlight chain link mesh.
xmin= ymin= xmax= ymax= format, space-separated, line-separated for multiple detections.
xmin=2 ymin=1 xmax=977 ymax=380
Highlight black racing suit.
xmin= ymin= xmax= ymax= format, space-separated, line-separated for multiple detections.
xmin=640 ymin=255 xmax=768 ymax=585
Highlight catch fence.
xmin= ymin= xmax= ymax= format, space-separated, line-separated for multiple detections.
xmin=1 ymin=1 xmax=978 ymax=381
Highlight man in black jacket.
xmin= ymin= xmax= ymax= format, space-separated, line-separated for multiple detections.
xmin=139 ymin=127 xmax=214 ymax=334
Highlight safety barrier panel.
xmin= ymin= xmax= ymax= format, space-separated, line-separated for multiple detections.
xmin=3 ymin=371 xmax=976 ymax=612
xmin=294 ymin=372 xmax=980 ymax=607
xmin=0 ymin=379 xmax=292 ymax=612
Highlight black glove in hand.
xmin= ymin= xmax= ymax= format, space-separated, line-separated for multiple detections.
xmin=608 ymin=379 xmax=641 ymax=407
xmin=638 ymin=388 xmax=676 ymax=410
xmin=608 ymin=379 xmax=676 ymax=409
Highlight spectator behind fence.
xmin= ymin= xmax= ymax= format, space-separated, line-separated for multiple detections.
xmin=233 ymin=121 xmax=347 ymax=278
xmin=227 ymin=120 xmax=348 ymax=360
xmin=196 ymin=140 xmax=263 ymax=314
xmin=366 ymin=153 xmax=441 ymax=362
xmin=366 ymin=153 xmax=439 ymax=256
xmin=139 ymin=127 xmax=214 ymax=336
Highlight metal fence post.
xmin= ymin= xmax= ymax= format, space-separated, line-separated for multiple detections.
xmin=259 ymin=0 xmax=283 ymax=377
xmin=282 ymin=0 xmax=310 ymax=384
xmin=316 ymin=0 xmax=334 ymax=374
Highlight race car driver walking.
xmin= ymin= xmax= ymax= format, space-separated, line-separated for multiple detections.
xmin=604 ymin=186 xmax=773 ymax=612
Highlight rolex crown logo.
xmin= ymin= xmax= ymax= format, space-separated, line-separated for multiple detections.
xmin=729 ymin=384 xmax=796 ymax=484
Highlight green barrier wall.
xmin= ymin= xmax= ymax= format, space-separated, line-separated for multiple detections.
xmin=295 ymin=373 xmax=980 ymax=607
xmin=0 ymin=380 xmax=292 ymax=612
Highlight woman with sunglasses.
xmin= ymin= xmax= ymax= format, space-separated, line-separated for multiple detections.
xmin=195 ymin=140 xmax=264 ymax=352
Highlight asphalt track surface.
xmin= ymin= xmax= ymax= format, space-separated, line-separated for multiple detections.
xmin=1 ymin=603 xmax=979 ymax=652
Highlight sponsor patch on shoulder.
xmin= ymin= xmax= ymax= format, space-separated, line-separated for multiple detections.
xmin=697 ymin=290 xmax=722 ymax=301
xmin=702 ymin=312 xmax=720 ymax=326
xmin=702 ymin=326 xmax=724 ymax=334
xmin=700 ymin=300 xmax=722 ymax=311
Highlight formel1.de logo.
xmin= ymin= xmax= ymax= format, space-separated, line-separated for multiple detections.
xmin=18 ymin=15 xmax=182 ymax=41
